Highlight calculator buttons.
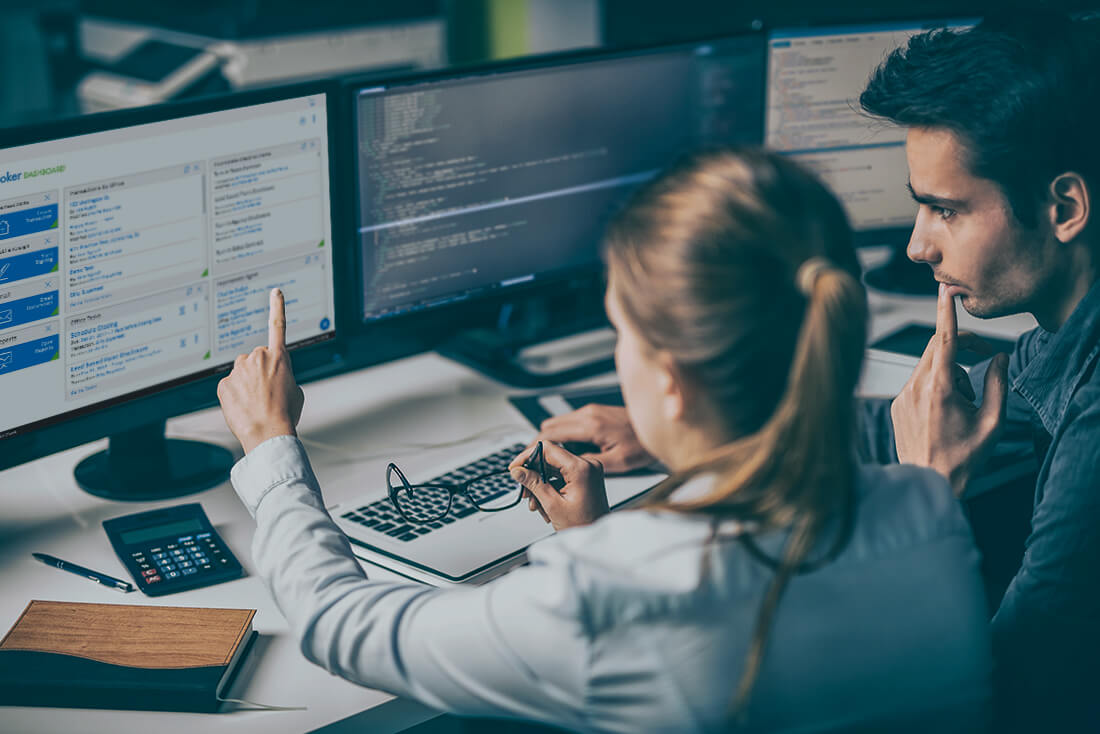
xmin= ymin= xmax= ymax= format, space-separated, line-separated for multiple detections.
xmin=129 ymin=538 xmax=231 ymax=582
xmin=136 ymin=538 xmax=232 ymax=585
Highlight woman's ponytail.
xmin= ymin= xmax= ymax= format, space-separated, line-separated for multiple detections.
xmin=604 ymin=148 xmax=869 ymax=722
xmin=726 ymin=258 xmax=868 ymax=717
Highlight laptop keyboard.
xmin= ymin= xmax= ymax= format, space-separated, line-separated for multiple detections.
xmin=338 ymin=442 xmax=527 ymax=542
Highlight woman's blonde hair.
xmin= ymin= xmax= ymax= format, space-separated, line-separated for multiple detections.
xmin=604 ymin=148 xmax=869 ymax=719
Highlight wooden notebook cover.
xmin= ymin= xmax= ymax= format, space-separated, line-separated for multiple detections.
xmin=0 ymin=600 xmax=255 ymax=669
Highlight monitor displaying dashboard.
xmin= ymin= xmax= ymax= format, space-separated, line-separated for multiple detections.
xmin=351 ymin=34 xmax=766 ymax=322
xmin=0 ymin=92 xmax=337 ymax=440
xmin=766 ymin=19 xmax=974 ymax=236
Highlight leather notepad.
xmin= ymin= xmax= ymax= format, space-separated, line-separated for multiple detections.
xmin=0 ymin=600 xmax=257 ymax=712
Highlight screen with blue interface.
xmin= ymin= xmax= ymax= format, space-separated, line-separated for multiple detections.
xmin=766 ymin=20 xmax=973 ymax=232
xmin=0 ymin=94 xmax=336 ymax=438
xmin=354 ymin=36 xmax=765 ymax=321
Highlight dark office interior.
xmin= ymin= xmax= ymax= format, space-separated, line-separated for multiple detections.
xmin=0 ymin=0 xmax=1093 ymax=129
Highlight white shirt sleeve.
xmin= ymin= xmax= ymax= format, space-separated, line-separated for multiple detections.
xmin=230 ymin=435 xmax=591 ymax=729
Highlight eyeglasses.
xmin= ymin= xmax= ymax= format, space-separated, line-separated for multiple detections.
xmin=386 ymin=441 xmax=548 ymax=525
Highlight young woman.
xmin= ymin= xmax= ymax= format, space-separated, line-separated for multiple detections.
xmin=218 ymin=148 xmax=992 ymax=732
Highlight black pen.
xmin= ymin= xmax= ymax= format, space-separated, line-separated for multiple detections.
xmin=32 ymin=553 xmax=135 ymax=593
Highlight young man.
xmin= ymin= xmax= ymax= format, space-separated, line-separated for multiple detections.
xmin=541 ymin=14 xmax=1100 ymax=730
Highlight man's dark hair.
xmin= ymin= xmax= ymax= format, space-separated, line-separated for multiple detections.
xmin=860 ymin=12 xmax=1100 ymax=229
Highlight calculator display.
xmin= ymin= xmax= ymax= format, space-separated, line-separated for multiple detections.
xmin=119 ymin=518 xmax=205 ymax=545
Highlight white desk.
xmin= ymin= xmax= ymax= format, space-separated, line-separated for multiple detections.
xmin=0 ymin=354 xmax=527 ymax=734
xmin=0 ymin=274 xmax=1036 ymax=734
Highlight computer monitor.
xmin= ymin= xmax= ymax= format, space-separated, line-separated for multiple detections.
xmin=346 ymin=34 xmax=765 ymax=383
xmin=0 ymin=82 xmax=343 ymax=500
xmin=766 ymin=18 xmax=975 ymax=293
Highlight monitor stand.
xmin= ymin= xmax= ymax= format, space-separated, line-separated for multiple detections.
xmin=437 ymin=281 xmax=615 ymax=387
xmin=74 ymin=420 xmax=234 ymax=501
xmin=439 ymin=326 xmax=616 ymax=387
xmin=863 ymin=246 xmax=938 ymax=296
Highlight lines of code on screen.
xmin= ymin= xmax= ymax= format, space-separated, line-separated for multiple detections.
xmin=355 ymin=38 xmax=763 ymax=320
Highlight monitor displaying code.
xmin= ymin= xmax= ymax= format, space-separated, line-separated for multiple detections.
xmin=355 ymin=37 xmax=765 ymax=321
xmin=0 ymin=94 xmax=336 ymax=437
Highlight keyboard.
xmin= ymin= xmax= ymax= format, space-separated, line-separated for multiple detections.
xmin=339 ymin=443 xmax=527 ymax=542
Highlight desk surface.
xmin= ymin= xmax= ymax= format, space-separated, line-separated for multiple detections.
xmin=0 ymin=276 xmax=1036 ymax=734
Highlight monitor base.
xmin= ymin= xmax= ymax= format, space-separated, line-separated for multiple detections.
xmin=437 ymin=287 xmax=615 ymax=388
xmin=439 ymin=327 xmax=616 ymax=388
xmin=863 ymin=247 xmax=938 ymax=296
xmin=75 ymin=421 xmax=234 ymax=501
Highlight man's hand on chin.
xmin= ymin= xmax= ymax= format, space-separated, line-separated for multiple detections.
xmin=891 ymin=284 xmax=1009 ymax=495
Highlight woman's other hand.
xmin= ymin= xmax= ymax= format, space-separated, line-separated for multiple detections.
xmin=539 ymin=404 xmax=654 ymax=475
xmin=509 ymin=441 xmax=609 ymax=531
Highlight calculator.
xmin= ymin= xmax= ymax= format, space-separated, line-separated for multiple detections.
xmin=103 ymin=503 xmax=243 ymax=596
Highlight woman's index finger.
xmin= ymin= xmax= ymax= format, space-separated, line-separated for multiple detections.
xmin=269 ymin=288 xmax=287 ymax=351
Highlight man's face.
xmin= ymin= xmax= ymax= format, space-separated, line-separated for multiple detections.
xmin=905 ymin=126 xmax=1054 ymax=318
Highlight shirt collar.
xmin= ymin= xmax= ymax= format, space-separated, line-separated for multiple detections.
xmin=1014 ymin=278 xmax=1100 ymax=434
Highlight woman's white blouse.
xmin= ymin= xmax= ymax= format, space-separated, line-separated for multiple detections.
xmin=231 ymin=435 xmax=991 ymax=733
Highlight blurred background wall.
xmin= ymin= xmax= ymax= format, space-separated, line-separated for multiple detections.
xmin=0 ymin=0 xmax=1095 ymax=129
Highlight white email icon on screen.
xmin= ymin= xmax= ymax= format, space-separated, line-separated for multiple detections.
xmin=0 ymin=309 xmax=12 ymax=325
xmin=0 ymin=351 xmax=12 ymax=368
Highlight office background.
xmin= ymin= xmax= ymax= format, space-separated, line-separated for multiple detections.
xmin=0 ymin=0 xmax=1095 ymax=130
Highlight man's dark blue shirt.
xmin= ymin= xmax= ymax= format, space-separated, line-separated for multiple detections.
xmin=861 ymin=279 xmax=1100 ymax=730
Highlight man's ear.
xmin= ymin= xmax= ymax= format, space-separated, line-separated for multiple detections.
xmin=1048 ymin=172 xmax=1091 ymax=244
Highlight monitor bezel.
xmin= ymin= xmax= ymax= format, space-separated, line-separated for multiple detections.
xmin=336 ymin=30 xmax=768 ymax=351
xmin=0 ymin=79 xmax=353 ymax=471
